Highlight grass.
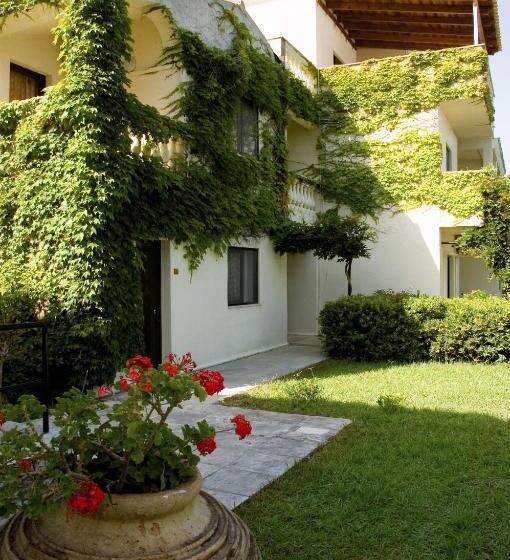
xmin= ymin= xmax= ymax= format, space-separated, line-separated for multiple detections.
xmin=224 ymin=360 xmax=510 ymax=560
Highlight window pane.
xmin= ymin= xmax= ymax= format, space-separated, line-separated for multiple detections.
xmin=228 ymin=249 xmax=242 ymax=306
xmin=228 ymin=248 xmax=259 ymax=306
xmin=242 ymin=250 xmax=258 ymax=304
xmin=242 ymin=102 xmax=259 ymax=155
xmin=235 ymin=100 xmax=259 ymax=155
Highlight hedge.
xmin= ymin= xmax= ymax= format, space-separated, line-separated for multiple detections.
xmin=319 ymin=291 xmax=510 ymax=363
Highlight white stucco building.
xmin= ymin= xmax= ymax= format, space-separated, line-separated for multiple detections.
xmin=0 ymin=0 xmax=505 ymax=365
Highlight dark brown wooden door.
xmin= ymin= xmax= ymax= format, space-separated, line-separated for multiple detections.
xmin=10 ymin=64 xmax=46 ymax=101
xmin=141 ymin=241 xmax=162 ymax=367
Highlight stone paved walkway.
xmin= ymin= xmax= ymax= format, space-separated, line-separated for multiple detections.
xmin=1 ymin=345 xmax=351 ymax=516
xmin=170 ymin=344 xmax=350 ymax=508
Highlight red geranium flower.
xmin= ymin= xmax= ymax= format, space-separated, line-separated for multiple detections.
xmin=163 ymin=362 xmax=179 ymax=377
xmin=140 ymin=381 xmax=152 ymax=392
xmin=127 ymin=367 xmax=141 ymax=382
xmin=128 ymin=368 xmax=142 ymax=383
xmin=18 ymin=458 xmax=33 ymax=471
xmin=195 ymin=370 xmax=225 ymax=396
xmin=230 ymin=415 xmax=252 ymax=439
xmin=180 ymin=352 xmax=197 ymax=373
xmin=119 ymin=377 xmax=130 ymax=392
xmin=0 ymin=412 xmax=6 ymax=427
xmin=97 ymin=384 xmax=111 ymax=398
xmin=126 ymin=355 xmax=153 ymax=370
xmin=68 ymin=480 xmax=105 ymax=514
xmin=194 ymin=435 xmax=216 ymax=456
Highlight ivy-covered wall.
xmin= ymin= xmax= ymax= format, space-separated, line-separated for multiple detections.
xmin=0 ymin=0 xmax=316 ymax=388
xmin=315 ymin=46 xmax=498 ymax=219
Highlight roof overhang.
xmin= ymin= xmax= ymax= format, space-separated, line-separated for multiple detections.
xmin=324 ymin=0 xmax=501 ymax=55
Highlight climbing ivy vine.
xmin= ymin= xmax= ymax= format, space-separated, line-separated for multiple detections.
xmin=0 ymin=0 xmax=316 ymax=389
xmin=313 ymin=45 xmax=498 ymax=218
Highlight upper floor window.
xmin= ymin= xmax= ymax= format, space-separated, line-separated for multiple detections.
xmin=235 ymin=100 xmax=259 ymax=155
xmin=10 ymin=64 xmax=46 ymax=102
xmin=228 ymin=247 xmax=259 ymax=306
xmin=445 ymin=144 xmax=453 ymax=171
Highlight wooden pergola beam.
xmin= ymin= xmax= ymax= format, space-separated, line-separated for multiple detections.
xmin=352 ymin=31 xmax=473 ymax=45
xmin=338 ymin=13 xmax=474 ymax=25
xmin=355 ymin=39 xmax=455 ymax=50
xmin=326 ymin=1 xmax=492 ymax=15
xmin=346 ymin=21 xmax=495 ymax=38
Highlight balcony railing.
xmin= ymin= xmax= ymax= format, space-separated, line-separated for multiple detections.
xmin=130 ymin=134 xmax=186 ymax=165
xmin=288 ymin=176 xmax=318 ymax=224
xmin=268 ymin=37 xmax=318 ymax=92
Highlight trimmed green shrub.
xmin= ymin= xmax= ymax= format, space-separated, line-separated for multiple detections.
xmin=319 ymin=292 xmax=510 ymax=363
xmin=430 ymin=298 xmax=510 ymax=363
xmin=319 ymin=293 xmax=427 ymax=362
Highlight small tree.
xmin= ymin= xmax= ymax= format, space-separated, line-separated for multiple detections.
xmin=273 ymin=209 xmax=376 ymax=295
xmin=456 ymin=177 xmax=510 ymax=295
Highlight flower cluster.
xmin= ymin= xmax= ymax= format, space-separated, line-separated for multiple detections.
xmin=18 ymin=458 xmax=33 ymax=471
xmin=164 ymin=352 xmax=197 ymax=374
xmin=231 ymin=415 xmax=252 ymax=439
xmin=68 ymin=481 xmax=106 ymax=514
xmin=97 ymin=354 xmax=226 ymax=399
xmin=126 ymin=355 xmax=154 ymax=370
xmin=194 ymin=435 xmax=217 ymax=456
xmin=194 ymin=370 xmax=225 ymax=396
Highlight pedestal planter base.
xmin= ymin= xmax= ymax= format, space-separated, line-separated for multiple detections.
xmin=0 ymin=476 xmax=260 ymax=560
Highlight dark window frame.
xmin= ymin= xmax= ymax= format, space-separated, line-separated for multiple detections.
xmin=235 ymin=100 xmax=260 ymax=156
xmin=228 ymin=247 xmax=259 ymax=307
xmin=10 ymin=63 xmax=46 ymax=101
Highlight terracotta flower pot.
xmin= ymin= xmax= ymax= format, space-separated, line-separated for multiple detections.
xmin=0 ymin=472 xmax=260 ymax=559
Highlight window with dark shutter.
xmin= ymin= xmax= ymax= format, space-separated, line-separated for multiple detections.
xmin=228 ymin=247 xmax=259 ymax=306
xmin=10 ymin=64 xmax=46 ymax=101
xmin=235 ymin=100 xmax=259 ymax=155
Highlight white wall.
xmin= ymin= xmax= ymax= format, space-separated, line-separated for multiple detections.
xmin=315 ymin=3 xmax=356 ymax=67
xmin=438 ymin=107 xmax=458 ymax=171
xmin=165 ymin=237 xmax=288 ymax=367
xmin=459 ymin=257 xmax=501 ymax=296
xmin=353 ymin=207 xmax=444 ymax=296
xmin=287 ymin=253 xmax=319 ymax=336
xmin=244 ymin=0 xmax=318 ymax=64
xmin=356 ymin=47 xmax=410 ymax=62
xmin=244 ymin=0 xmax=356 ymax=68
xmin=129 ymin=15 xmax=186 ymax=113
xmin=287 ymin=120 xmax=319 ymax=171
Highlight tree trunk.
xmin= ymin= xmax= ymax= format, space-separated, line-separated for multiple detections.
xmin=345 ymin=260 xmax=353 ymax=296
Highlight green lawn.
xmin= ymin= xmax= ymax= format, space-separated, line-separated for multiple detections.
xmin=225 ymin=360 xmax=510 ymax=560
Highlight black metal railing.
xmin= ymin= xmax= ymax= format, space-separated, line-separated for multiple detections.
xmin=0 ymin=322 xmax=50 ymax=433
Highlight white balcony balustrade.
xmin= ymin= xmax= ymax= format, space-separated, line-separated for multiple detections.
xmin=288 ymin=178 xmax=318 ymax=224
xmin=269 ymin=37 xmax=318 ymax=92
xmin=130 ymin=134 xmax=186 ymax=166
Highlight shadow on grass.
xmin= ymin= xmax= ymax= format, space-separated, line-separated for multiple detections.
xmin=229 ymin=379 xmax=510 ymax=560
